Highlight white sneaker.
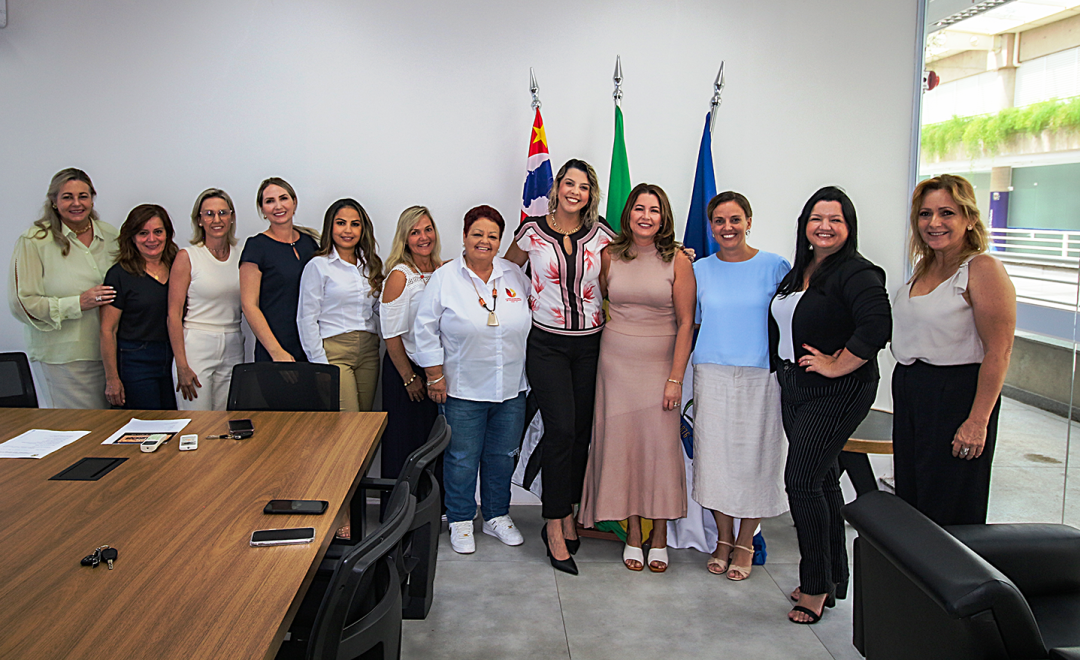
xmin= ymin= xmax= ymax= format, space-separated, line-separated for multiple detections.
xmin=449 ymin=520 xmax=475 ymax=554
xmin=482 ymin=515 xmax=524 ymax=546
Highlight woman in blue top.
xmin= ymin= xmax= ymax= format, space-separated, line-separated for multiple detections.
xmin=692 ymin=192 xmax=790 ymax=582
xmin=239 ymin=177 xmax=320 ymax=362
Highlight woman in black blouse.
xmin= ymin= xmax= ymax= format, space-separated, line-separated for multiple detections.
xmin=100 ymin=204 xmax=180 ymax=409
xmin=239 ymin=177 xmax=319 ymax=362
xmin=768 ymin=186 xmax=891 ymax=624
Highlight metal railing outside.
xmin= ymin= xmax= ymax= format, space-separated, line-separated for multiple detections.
xmin=989 ymin=227 xmax=1080 ymax=267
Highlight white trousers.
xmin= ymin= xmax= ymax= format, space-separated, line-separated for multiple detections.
xmin=41 ymin=360 xmax=108 ymax=409
xmin=176 ymin=328 xmax=245 ymax=411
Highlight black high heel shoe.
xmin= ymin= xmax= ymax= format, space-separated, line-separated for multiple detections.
xmin=565 ymin=537 xmax=581 ymax=555
xmin=541 ymin=526 xmax=578 ymax=575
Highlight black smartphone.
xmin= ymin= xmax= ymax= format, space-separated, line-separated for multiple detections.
xmin=228 ymin=418 xmax=255 ymax=439
xmin=249 ymin=527 xmax=316 ymax=546
xmin=263 ymin=499 xmax=329 ymax=515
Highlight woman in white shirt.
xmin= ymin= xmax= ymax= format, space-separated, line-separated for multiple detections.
xmin=413 ymin=205 xmax=532 ymax=556
xmin=297 ymin=198 xmax=384 ymax=412
xmin=380 ymin=206 xmax=443 ymax=497
xmin=167 ymin=189 xmax=244 ymax=411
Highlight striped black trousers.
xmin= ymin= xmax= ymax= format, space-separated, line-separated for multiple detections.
xmin=778 ymin=363 xmax=877 ymax=597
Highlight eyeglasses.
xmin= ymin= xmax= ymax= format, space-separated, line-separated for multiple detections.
xmin=200 ymin=210 xmax=233 ymax=219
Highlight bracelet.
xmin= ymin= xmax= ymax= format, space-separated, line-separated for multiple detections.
xmin=403 ymin=373 xmax=417 ymax=387
xmin=426 ymin=375 xmax=445 ymax=386
xmin=667 ymin=379 xmax=682 ymax=386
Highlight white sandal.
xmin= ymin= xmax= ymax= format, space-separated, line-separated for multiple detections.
xmin=623 ymin=544 xmax=645 ymax=571
xmin=647 ymin=546 xmax=669 ymax=573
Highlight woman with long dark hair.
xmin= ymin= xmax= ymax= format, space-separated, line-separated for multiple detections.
xmin=297 ymin=198 xmax=384 ymax=412
xmin=577 ymin=183 xmax=696 ymax=573
xmin=100 ymin=204 xmax=180 ymax=409
xmin=768 ymin=186 xmax=890 ymax=624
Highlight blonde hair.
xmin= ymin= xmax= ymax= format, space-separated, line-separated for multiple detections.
xmin=546 ymin=159 xmax=602 ymax=227
xmin=32 ymin=168 xmax=100 ymax=257
xmin=385 ymin=206 xmax=443 ymax=273
xmin=909 ymin=174 xmax=988 ymax=281
xmin=256 ymin=176 xmax=320 ymax=242
xmin=189 ymin=188 xmax=238 ymax=246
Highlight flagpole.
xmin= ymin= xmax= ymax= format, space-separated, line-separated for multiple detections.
xmin=612 ymin=55 xmax=623 ymax=106
xmin=710 ymin=61 xmax=725 ymax=132
xmin=530 ymin=67 xmax=541 ymax=110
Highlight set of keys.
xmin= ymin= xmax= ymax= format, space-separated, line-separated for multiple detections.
xmin=80 ymin=545 xmax=118 ymax=570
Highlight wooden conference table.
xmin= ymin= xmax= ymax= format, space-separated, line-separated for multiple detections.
xmin=0 ymin=407 xmax=386 ymax=660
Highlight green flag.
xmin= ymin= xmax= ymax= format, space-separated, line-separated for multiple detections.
xmin=605 ymin=105 xmax=631 ymax=231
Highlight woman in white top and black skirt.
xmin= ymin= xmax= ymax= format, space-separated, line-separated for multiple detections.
xmin=168 ymin=189 xmax=244 ymax=411
xmin=380 ymin=206 xmax=443 ymax=501
xmin=891 ymin=174 xmax=1015 ymax=526
xmin=297 ymin=198 xmax=383 ymax=412
xmin=768 ymin=186 xmax=891 ymax=624
xmin=504 ymin=159 xmax=616 ymax=575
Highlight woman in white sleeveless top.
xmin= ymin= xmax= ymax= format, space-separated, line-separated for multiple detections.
xmin=891 ymin=174 xmax=1015 ymax=526
xmin=379 ymin=206 xmax=443 ymax=500
xmin=167 ymin=189 xmax=245 ymax=411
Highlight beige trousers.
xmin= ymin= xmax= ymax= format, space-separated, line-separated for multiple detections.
xmin=322 ymin=330 xmax=380 ymax=412
xmin=41 ymin=360 xmax=108 ymax=409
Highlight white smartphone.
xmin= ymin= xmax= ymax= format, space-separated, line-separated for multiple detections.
xmin=140 ymin=433 xmax=169 ymax=453
xmin=179 ymin=434 xmax=198 ymax=451
xmin=249 ymin=528 xmax=316 ymax=547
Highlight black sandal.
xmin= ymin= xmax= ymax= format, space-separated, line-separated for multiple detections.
xmin=789 ymin=605 xmax=823 ymax=625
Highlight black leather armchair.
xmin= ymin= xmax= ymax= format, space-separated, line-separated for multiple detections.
xmin=842 ymin=491 xmax=1080 ymax=660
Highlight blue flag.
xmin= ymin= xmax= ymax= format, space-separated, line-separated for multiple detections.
xmin=682 ymin=111 xmax=718 ymax=259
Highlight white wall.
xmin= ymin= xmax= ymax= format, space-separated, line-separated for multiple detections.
xmin=0 ymin=0 xmax=919 ymax=403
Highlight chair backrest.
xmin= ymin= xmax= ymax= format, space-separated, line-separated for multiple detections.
xmin=0 ymin=352 xmax=38 ymax=408
xmin=226 ymin=362 xmax=340 ymax=412
xmin=395 ymin=415 xmax=450 ymax=496
xmin=307 ymin=481 xmax=416 ymax=660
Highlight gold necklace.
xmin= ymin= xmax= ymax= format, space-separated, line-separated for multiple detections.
xmin=548 ymin=214 xmax=581 ymax=255
xmin=68 ymin=222 xmax=93 ymax=236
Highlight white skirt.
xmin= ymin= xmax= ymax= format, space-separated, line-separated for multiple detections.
xmin=691 ymin=363 xmax=788 ymax=518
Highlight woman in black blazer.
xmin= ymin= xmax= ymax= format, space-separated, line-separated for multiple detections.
xmin=768 ymin=186 xmax=891 ymax=624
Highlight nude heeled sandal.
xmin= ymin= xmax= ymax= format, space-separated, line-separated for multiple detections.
xmin=727 ymin=544 xmax=754 ymax=581
xmin=707 ymin=540 xmax=733 ymax=575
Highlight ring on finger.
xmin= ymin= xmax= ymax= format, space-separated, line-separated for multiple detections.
xmin=960 ymin=446 xmax=971 ymax=457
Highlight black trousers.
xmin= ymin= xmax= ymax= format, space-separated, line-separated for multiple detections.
xmin=778 ymin=364 xmax=877 ymax=597
xmin=838 ymin=451 xmax=878 ymax=496
xmin=526 ymin=327 xmax=602 ymax=520
xmin=379 ymin=352 xmax=441 ymax=512
xmin=892 ymin=360 xmax=998 ymax=526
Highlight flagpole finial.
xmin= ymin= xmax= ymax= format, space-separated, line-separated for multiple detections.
xmin=709 ymin=61 xmax=725 ymax=131
xmin=613 ymin=55 xmax=623 ymax=105
xmin=530 ymin=67 xmax=541 ymax=110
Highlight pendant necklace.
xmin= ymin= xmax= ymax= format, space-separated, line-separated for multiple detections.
xmin=548 ymin=214 xmax=581 ymax=256
xmin=470 ymin=277 xmax=499 ymax=326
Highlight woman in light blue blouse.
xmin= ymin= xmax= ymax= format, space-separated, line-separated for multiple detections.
xmin=692 ymin=191 xmax=790 ymax=581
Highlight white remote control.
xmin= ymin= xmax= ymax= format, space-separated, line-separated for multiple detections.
xmin=179 ymin=434 xmax=198 ymax=451
xmin=140 ymin=433 xmax=169 ymax=453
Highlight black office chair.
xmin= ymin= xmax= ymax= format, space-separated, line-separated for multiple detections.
xmin=278 ymin=481 xmax=416 ymax=660
xmin=843 ymin=491 xmax=1080 ymax=660
xmin=0 ymin=352 xmax=38 ymax=408
xmin=227 ymin=362 xmax=340 ymax=412
xmin=353 ymin=415 xmax=449 ymax=619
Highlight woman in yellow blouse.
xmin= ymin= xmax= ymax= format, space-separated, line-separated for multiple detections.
xmin=8 ymin=168 xmax=119 ymax=408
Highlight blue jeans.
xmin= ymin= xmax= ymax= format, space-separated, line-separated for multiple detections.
xmin=117 ymin=339 xmax=177 ymax=410
xmin=441 ymin=392 xmax=526 ymax=524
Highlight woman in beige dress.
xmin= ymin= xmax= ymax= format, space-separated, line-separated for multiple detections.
xmin=578 ymin=183 xmax=696 ymax=573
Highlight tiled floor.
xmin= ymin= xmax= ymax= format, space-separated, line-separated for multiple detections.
xmin=402 ymin=396 xmax=1080 ymax=659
